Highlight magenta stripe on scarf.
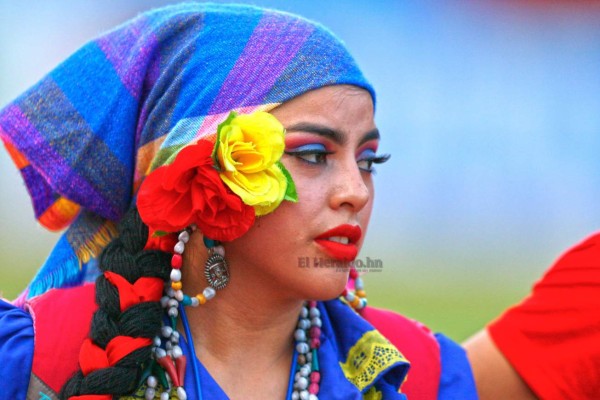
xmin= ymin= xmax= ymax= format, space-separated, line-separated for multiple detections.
xmin=1 ymin=105 xmax=118 ymax=219
xmin=208 ymin=13 xmax=314 ymax=114
xmin=97 ymin=18 xmax=157 ymax=101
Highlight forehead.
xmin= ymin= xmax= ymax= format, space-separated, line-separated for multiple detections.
xmin=271 ymin=85 xmax=376 ymax=134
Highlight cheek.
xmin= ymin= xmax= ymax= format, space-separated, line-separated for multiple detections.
xmin=357 ymin=182 xmax=375 ymax=245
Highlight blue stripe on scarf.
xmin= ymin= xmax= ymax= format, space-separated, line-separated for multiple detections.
xmin=50 ymin=42 xmax=137 ymax=169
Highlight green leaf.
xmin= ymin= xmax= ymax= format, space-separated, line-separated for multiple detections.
xmin=212 ymin=111 xmax=238 ymax=170
xmin=153 ymin=230 xmax=169 ymax=237
xmin=277 ymin=161 xmax=298 ymax=202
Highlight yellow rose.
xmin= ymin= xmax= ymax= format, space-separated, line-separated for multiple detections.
xmin=216 ymin=111 xmax=293 ymax=216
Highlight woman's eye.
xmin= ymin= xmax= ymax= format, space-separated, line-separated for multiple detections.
xmin=285 ymin=143 xmax=332 ymax=165
xmin=357 ymin=149 xmax=391 ymax=173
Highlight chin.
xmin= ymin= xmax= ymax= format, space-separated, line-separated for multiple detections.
xmin=302 ymin=267 xmax=350 ymax=301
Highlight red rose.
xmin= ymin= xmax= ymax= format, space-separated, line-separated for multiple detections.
xmin=137 ymin=140 xmax=255 ymax=242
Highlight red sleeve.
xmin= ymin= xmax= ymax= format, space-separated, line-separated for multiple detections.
xmin=488 ymin=232 xmax=600 ymax=400
xmin=27 ymin=283 xmax=98 ymax=393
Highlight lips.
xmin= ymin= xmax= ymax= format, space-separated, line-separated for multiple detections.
xmin=315 ymin=224 xmax=362 ymax=261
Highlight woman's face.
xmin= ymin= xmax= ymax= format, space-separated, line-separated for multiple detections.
xmin=224 ymin=85 xmax=380 ymax=301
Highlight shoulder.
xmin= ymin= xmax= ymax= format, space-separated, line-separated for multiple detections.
xmin=362 ymin=307 xmax=441 ymax=399
xmin=27 ymin=283 xmax=98 ymax=395
xmin=362 ymin=306 xmax=477 ymax=400
xmin=0 ymin=298 xmax=35 ymax=399
xmin=488 ymin=232 xmax=600 ymax=399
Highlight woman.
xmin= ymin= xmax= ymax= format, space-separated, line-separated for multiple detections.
xmin=0 ymin=3 xmax=476 ymax=400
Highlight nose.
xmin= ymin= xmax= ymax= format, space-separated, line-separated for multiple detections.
xmin=329 ymin=158 xmax=370 ymax=212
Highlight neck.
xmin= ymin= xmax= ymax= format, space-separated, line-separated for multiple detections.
xmin=180 ymin=240 xmax=305 ymax=398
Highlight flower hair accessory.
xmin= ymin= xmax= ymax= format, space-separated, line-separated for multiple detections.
xmin=137 ymin=111 xmax=297 ymax=242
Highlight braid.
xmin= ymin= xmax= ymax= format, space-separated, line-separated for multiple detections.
xmin=60 ymin=208 xmax=172 ymax=399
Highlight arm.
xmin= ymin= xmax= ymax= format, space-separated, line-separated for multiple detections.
xmin=466 ymin=232 xmax=600 ymax=400
xmin=464 ymin=329 xmax=537 ymax=400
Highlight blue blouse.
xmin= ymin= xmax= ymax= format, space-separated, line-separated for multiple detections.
xmin=0 ymin=297 xmax=477 ymax=399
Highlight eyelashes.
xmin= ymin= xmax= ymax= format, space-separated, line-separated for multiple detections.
xmin=357 ymin=149 xmax=390 ymax=173
xmin=284 ymin=143 xmax=333 ymax=165
xmin=284 ymin=143 xmax=390 ymax=173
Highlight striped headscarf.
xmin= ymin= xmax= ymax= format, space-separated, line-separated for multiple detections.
xmin=0 ymin=3 xmax=374 ymax=303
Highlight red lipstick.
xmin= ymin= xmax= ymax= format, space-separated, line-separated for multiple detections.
xmin=314 ymin=224 xmax=362 ymax=261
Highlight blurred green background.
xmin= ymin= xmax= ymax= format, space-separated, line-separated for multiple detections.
xmin=1 ymin=0 xmax=599 ymax=342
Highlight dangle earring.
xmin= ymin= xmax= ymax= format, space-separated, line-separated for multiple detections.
xmin=203 ymin=236 xmax=230 ymax=291
xmin=340 ymin=266 xmax=368 ymax=312
xmin=143 ymin=228 xmax=230 ymax=400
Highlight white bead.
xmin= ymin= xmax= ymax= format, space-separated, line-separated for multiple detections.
xmin=147 ymin=375 xmax=157 ymax=388
xmin=300 ymin=364 xmax=311 ymax=376
xmin=170 ymin=269 xmax=182 ymax=282
xmin=175 ymin=290 xmax=184 ymax=301
xmin=166 ymin=349 xmax=173 ymax=358
xmin=355 ymin=277 xmax=364 ymax=290
xmin=161 ymin=326 xmax=173 ymax=338
xmin=296 ymin=376 xmax=308 ymax=390
xmin=174 ymin=241 xmax=185 ymax=254
xmin=311 ymin=317 xmax=322 ymax=327
xmin=213 ymin=245 xmax=225 ymax=256
xmin=177 ymin=386 xmax=187 ymax=400
xmin=171 ymin=331 xmax=180 ymax=343
xmin=168 ymin=299 xmax=179 ymax=308
xmin=160 ymin=296 xmax=170 ymax=308
xmin=172 ymin=345 xmax=183 ymax=359
xmin=297 ymin=319 xmax=310 ymax=330
xmin=167 ymin=288 xmax=176 ymax=298
xmin=145 ymin=387 xmax=156 ymax=400
xmin=191 ymin=297 xmax=200 ymax=307
xmin=165 ymin=341 xmax=173 ymax=350
xmin=178 ymin=230 xmax=190 ymax=243
xmin=309 ymin=395 xmax=318 ymax=400
xmin=203 ymin=287 xmax=216 ymax=300
xmin=296 ymin=342 xmax=309 ymax=354
xmin=309 ymin=307 xmax=320 ymax=318
xmin=345 ymin=292 xmax=355 ymax=302
xmin=292 ymin=391 xmax=300 ymax=400
xmin=294 ymin=329 xmax=306 ymax=342
xmin=300 ymin=390 xmax=309 ymax=400
xmin=155 ymin=348 xmax=167 ymax=358
xmin=306 ymin=352 xmax=312 ymax=362
xmin=168 ymin=307 xmax=179 ymax=317
xmin=160 ymin=392 xmax=170 ymax=400
xmin=300 ymin=306 xmax=309 ymax=318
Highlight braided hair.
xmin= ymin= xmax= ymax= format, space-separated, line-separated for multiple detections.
xmin=60 ymin=208 xmax=172 ymax=398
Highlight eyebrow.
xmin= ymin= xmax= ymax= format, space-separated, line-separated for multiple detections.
xmin=285 ymin=122 xmax=380 ymax=147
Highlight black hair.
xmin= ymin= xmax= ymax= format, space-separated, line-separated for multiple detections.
xmin=60 ymin=208 xmax=171 ymax=398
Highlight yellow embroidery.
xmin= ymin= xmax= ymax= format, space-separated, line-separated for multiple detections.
xmin=364 ymin=386 xmax=383 ymax=400
xmin=339 ymin=330 xmax=409 ymax=391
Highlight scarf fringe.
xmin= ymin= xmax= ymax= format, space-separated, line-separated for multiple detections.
xmin=75 ymin=220 xmax=118 ymax=263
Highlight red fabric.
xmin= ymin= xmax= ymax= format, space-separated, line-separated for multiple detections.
xmin=28 ymin=284 xmax=98 ymax=393
xmin=362 ymin=306 xmax=441 ymax=400
xmin=68 ymin=395 xmax=111 ymax=400
xmin=104 ymin=271 xmax=163 ymax=311
xmin=137 ymin=140 xmax=255 ymax=241
xmin=488 ymin=232 xmax=600 ymax=400
xmin=78 ymin=336 xmax=151 ymax=376
xmin=144 ymin=229 xmax=178 ymax=252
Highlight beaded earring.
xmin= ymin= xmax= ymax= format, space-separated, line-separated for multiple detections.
xmin=340 ymin=266 xmax=368 ymax=312
xmin=143 ymin=227 xmax=229 ymax=400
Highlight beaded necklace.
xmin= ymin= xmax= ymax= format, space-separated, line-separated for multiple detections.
xmin=144 ymin=229 xmax=324 ymax=399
